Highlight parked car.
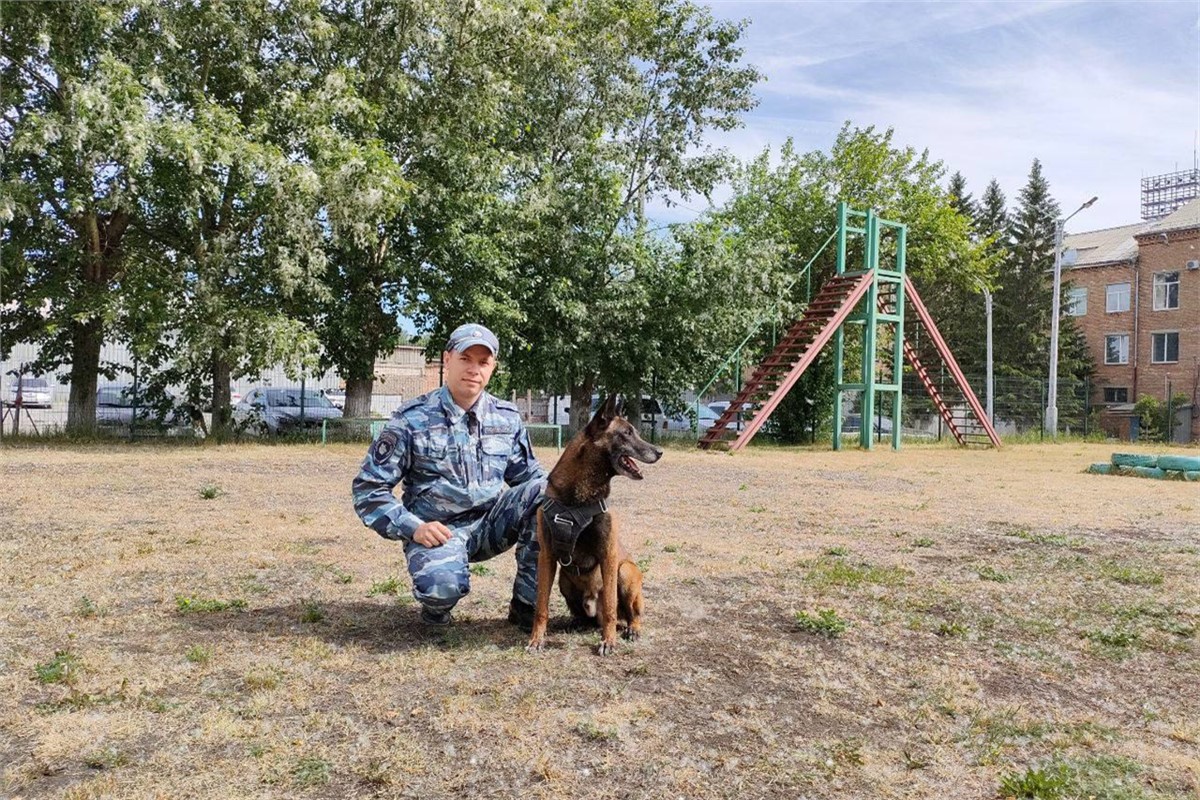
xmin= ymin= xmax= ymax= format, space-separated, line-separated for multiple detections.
xmin=841 ymin=412 xmax=894 ymax=435
xmin=234 ymin=387 xmax=343 ymax=435
xmin=320 ymin=387 xmax=347 ymax=410
xmin=708 ymin=400 xmax=731 ymax=417
xmin=95 ymin=384 xmax=192 ymax=435
xmin=664 ymin=404 xmax=722 ymax=432
xmin=6 ymin=376 xmax=53 ymax=408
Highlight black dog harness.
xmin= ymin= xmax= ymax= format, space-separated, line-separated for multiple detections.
xmin=540 ymin=496 xmax=608 ymax=567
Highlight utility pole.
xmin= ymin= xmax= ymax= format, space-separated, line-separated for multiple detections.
xmin=1047 ymin=196 xmax=1098 ymax=436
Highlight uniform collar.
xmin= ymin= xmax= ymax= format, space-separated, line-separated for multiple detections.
xmin=439 ymin=385 xmax=489 ymax=424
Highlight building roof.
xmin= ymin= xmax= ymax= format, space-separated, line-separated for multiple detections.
xmin=1061 ymin=222 xmax=1146 ymax=268
xmin=1140 ymin=196 xmax=1200 ymax=236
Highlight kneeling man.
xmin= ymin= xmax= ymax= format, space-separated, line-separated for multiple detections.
xmin=352 ymin=323 xmax=545 ymax=629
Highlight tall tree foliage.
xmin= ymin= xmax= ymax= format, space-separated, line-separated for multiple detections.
xmin=2 ymin=2 xmax=166 ymax=429
xmin=307 ymin=0 xmax=535 ymax=418
xmin=690 ymin=125 xmax=992 ymax=440
xmin=994 ymin=159 xmax=1093 ymax=424
xmin=408 ymin=0 xmax=761 ymax=428
xmin=142 ymin=0 xmax=329 ymax=436
xmin=2 ymin=2 xmax=329 ymax=434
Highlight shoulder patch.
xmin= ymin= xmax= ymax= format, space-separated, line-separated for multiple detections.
xmin=372 ymin=430 xmax=400 ymax=465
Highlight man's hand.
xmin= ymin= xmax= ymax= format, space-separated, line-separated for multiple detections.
xmin=412 ymin=521 xmax=453 ymax=547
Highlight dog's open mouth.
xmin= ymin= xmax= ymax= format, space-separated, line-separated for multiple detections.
xmin=618 ymin=455 xmax=644 ymax=479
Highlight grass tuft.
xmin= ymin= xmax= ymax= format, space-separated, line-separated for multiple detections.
xmin=998 ymin=762 xmax=1071 ymax=798
xmin=34 ymin=650 xmax=80 ymax=685
xmin=244 ymin=666 xmax=282 ymax=692
xmin=794 ymin=608 xmax=850 ymax=638
xmin=299 ymin=598 xmax=324 ymax=623
xmin=977 ymin=565 xmax=1011 ymax=582
xmin=1100 ymin=561 xmax=1164 ymax=587
xmin=76 ymin=595 xmax=104 ymax=617
xmin=1012 ymin=528 xmax=1082 ymax=548
xmin=185 ymin=644 xmax=213 ymax=664
xmin=83 ymin=747 xmax=128 ymax=770
xmin=368 ymin=576 xmax=403 ymax=597
xmin=574 ymin=720 xmax=619 ymax=742
xmin=806 ymin=557 xmax=907 ymax=588
xmin=199 ymin=483 xmax=222 ymax=500
xmin=292 ymin=756 xmax=331 ymax=787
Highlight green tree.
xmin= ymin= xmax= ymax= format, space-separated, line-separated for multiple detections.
xmin=975 ymin=179 xmax=1009 ymax=243
xmin=690 ymin=125 xmax=991 ymax=440
xmin=139 ymin=0 xmax=329 ymax=437
xmin=993 ymin=159 xmax=1093 ymax=426
xmin=407 ymin=0 xmax=760 ymax=429
xmin=306 ymin=0 xmax=540 ymax=419
xmin=1 ymin=2 xmax=169 ymax=430
xmin=947 ymin=171 xmax=977 ymax=220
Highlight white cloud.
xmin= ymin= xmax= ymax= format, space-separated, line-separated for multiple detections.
xmin=674 ymin=0 xmax=1200 ymax=232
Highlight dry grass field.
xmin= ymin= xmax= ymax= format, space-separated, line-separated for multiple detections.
xmin=1 ymin=439 xmax=1198 ymax=799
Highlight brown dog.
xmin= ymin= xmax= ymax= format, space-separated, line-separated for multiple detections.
xmin=526 ymin=395 xmax=662 ymax=655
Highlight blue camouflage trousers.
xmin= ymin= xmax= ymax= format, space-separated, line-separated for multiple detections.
xmin=403 ymin=478 xmax=546 ymax=613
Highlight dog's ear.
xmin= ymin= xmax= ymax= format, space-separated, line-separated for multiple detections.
xmin=587 ymin=393 xmax=620 ymax=433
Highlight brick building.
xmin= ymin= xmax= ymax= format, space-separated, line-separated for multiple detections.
xmin=1062 ymin=199 xmax=1200 ymax=441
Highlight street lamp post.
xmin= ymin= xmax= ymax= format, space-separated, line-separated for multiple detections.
xmin=984 ymin=288 xmax=993 ymax=424
xmin=1046 ymin=196 xmax=1098 ymax=437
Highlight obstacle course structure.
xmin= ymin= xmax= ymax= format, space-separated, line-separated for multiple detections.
xmin=698 ymin=203 xmax=1000 ymax=452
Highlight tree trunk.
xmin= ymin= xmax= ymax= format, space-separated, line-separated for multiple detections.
xmin=344 ymin=377 xmax=374 ymax=418
xmin=210 ymin=352 xmax=233 ymax=439
xmin=66 ymin=316 xmax=103 ymax=432
xmin=569 ymin=376 xmax=595 ymax=432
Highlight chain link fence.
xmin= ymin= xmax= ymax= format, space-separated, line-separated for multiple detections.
xmin=6 ymin=338 xmax=1188 ymax=445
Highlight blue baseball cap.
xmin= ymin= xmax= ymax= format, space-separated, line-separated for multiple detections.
xmin=445 ymin=323 xmax=499 ymax=355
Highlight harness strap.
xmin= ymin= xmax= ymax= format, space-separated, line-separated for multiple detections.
xmin=540 ymin=496 xmax=608 ymax=566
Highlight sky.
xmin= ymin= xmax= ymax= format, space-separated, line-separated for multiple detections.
xmin=651 ymin=0 xmax=1200 ymax=235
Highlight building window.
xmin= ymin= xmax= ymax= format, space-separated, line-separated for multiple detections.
xmin=1066 ymin=287 xmax=1087 ymax=316
xmin=1103 ymin=387 xmax=1129 ymax=403
xmin=1106 ymin=283 xmax=1130 ymax=313
xmin=1151 ymin=332 xmax=1179 ymax=363
xmin=1153 ymin=272 xmax=1179 ymax=310
xmin=1105 ymin=334 xmax=1129 ymax=365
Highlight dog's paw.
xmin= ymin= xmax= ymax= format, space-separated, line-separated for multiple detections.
xmin=597 ymin=638 xmax=617 ymax=656
xmin=525 ymin=637 xmax=546 ymax=654
xmin=623 ymin=627 xmax=640 ymax=642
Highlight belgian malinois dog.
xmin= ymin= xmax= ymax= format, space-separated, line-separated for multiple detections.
xmin=526 ymin=395 xmax=662 ymax=655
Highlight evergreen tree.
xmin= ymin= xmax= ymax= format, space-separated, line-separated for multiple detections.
xmin=975 ymin=179 xmax=1009 ymax=243
xmin=947 ymin=171 xmax=977 ymax=220
xmin=993 ymin=160 xmax=1093 ymax=427
xmin=923 ymin=171 xmax=988 ymax=376
xmin=997 ymin=159 xmax=1058 ymax=385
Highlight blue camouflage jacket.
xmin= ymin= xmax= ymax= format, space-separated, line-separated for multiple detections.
xmin=352 ymin=386 xmax=546 ymax=541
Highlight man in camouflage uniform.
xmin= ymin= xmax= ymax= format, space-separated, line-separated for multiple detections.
xmin=352 ymin=323 xmax=546 ymax=628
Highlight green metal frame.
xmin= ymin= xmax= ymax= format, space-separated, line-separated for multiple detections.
xmin=831 ymin=202 xmax=908 ymax=451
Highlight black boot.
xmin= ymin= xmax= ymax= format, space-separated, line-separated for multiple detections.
xmin=507 ymin=593 xmax=535 ymax=632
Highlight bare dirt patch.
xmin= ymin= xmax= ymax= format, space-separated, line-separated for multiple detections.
xmin=1 ymin=440 xmax=1198 ymax=798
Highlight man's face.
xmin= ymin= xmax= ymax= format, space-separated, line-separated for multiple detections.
xmin=443 ymin=345 xmax=497 ymax=408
